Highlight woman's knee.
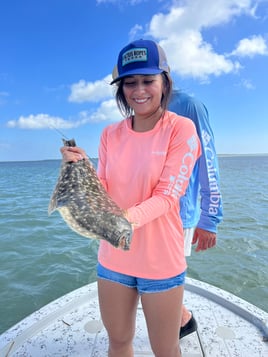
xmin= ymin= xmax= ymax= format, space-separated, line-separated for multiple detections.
xmin=151 ymin=343 xmax=181 ymax=357
xmin=107 ymin=329 xmax=135 ymax=356
xmin=107 ymin=324 xmax=135 ymax=345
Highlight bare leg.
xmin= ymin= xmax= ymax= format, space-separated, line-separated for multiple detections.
xmin=141 ymin=285 xmax=184 ymax=357
xmin=181 ymin=304 xmax=192 ymax=326
xmin=98 ymin=278 xmax=139 ymax=357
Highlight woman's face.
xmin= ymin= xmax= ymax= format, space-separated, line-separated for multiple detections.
xmin=122 ymin=74 xmax=164 ymax=118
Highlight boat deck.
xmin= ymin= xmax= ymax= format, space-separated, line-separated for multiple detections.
xmin=0 ymin=278 xmax=267 ymax=356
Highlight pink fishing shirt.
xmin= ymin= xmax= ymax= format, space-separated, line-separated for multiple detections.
xmin=97 ymin=111 xmax=201 ymax=279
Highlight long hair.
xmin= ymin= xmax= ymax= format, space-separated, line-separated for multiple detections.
xmin=114 ymin=72 xmax=173 ymax=118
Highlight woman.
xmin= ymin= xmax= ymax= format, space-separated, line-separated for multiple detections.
xmin=61 ymin=39 xmax=201 ymax=357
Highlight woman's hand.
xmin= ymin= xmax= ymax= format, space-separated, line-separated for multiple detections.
xmin=123 ymin=210 xmax=138 ymax=231
xmin=60 ymin=146 xmax=88 ymax=163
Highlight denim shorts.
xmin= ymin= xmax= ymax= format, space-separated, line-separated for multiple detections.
xmin=97 ymin=263 xmax=186 ymax=294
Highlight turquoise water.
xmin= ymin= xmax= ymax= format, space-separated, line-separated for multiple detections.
xmin=0 ymin=156 xmax=268 ymax=334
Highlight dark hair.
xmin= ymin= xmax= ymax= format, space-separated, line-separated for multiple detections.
xmin=115 ymin=72 xmax=173 ymax=118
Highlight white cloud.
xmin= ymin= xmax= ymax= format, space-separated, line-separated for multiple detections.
xmin=62 ymin=0 xmax=265 ymax=123
xmin=129 ymin=24 xmax=143 ymax=40
xmin=239 ymin=78 xmax=255 ymax=89
xmin=230 ymin=35 xmax=268 ymax=57
xmin=89 ymin=99 xmax=122 ymax=122
xmin=68 ymin=75 xmax=113 ymax=103
xmin=95 ymin=1 xmax=265 ymax=83
xmin=7 ymin=114 xmax=79 ymax=130
xmin=144 ymin=0 xmax=259 ymax=80
xmin=6 ymin=101 xmax=122 ymax=130
xmin=159 ymin=32 xmax=241 ymax=81
xmin=67 ymin=101 xmax=122 ymax=124
xmin=149 ymin=0 xmax=256 ymax=35
xmin=96 ymin=0 xmax=145 ymax=5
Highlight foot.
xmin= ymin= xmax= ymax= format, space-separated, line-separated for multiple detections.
xmin=179 ymin=314 xmax=198 ymax=339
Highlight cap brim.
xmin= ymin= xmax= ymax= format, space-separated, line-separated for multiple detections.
xmin=110 ymin=68 xmax=163 ymax=85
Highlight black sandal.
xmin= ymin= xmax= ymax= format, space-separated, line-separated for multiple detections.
xmin=179 ymin=314 xmax=198 ymax=339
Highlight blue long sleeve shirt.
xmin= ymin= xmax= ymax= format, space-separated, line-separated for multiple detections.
xmin=169 ymin=90 xmax=223 ymax=233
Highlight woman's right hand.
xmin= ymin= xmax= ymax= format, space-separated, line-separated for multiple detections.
xmin=60 ymin=146 xmax=88 ymax=163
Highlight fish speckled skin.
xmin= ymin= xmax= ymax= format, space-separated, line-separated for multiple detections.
xmin=48 ymin=139 xmax=132 ymax=250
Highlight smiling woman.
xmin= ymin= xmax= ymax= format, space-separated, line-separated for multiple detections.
xmin=57 ymin=38 xmax=201 ymax=356
xmin=84 ymin=38 xmax=201 ymax=357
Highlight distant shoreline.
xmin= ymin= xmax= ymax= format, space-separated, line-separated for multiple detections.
xmin=1 ymin=153 xmax=268 ymax=163
xmin=218 ymin=153 xmax=268 ymax=157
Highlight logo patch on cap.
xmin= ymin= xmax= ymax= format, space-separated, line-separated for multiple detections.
xmin=122 ymin=47 xmax=147 ymax=67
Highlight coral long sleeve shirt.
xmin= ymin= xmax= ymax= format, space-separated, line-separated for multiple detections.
xmin=97 ymin=111 xmax=201 ymax=279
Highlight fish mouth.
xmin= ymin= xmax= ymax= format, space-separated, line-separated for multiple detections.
xmin=117 ymin=231 xmax=132 ymax=251
xmin=99 ymin=213 xmax=133 ymax=250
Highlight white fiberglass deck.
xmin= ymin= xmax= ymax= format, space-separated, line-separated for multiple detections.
xmin=0 ymin=278 xmax=267 ymax=357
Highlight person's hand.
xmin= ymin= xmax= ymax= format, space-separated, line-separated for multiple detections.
xmin=123 ymin=210 xmax=138 ymax=231
xmin=60 ymin=146 xmax=88 ymax=163
xmin=192 ymin=227 xmax=216 ymax=252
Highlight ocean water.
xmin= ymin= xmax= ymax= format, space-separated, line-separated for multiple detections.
xmin=0 ymin=156 xmax=267 ymax=335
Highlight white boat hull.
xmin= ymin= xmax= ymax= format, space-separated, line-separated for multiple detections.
xmin=0 ymin=278 xmax=267 ymax=356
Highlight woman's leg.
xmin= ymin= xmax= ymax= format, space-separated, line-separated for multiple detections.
xmin=141 ymin=285 xmax=184 ymax=357
xmin=98 ymin=278 xmax=139 ymax=357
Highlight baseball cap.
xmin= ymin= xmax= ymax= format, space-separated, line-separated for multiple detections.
xmin=110 ymin=39 xmax=170 ymax=85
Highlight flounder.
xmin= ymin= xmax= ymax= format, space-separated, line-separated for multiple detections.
xmin=48 ymin=139 xmax=132 ymax=250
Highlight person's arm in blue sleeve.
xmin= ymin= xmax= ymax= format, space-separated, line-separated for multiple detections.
xmin=169 ymin=91 xmax=223 ymax=252
xmin=192 ymin=99 xmax=223 ymax=251
xmin=195 ymin=101 xmax=223 ymax=230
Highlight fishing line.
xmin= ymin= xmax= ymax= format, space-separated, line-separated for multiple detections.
xmin=49 ymin=124 xmax=69 ymax=140
xmin=48 ymin=124 xmax=92 ymax=161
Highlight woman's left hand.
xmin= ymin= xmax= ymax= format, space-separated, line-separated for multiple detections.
xmin=60 ymin=146 xmax=88 ymax=163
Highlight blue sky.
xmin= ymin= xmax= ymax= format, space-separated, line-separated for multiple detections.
xmin=1 ymin=0 xmax=268 ymax=161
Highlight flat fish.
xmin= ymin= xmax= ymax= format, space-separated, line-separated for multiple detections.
xmin=48 ymin=139 xmax=132 ymax=250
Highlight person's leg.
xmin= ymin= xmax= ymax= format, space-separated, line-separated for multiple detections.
xmin=181 ymin=304 xmax=192 ymax=326
xmin=98 ymin=278 xmax=139 ymax=357
xmin=181 ymin=227 xmax=195 ymax=328
xmin=141 ymin=285 xmax=184 ymax=357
